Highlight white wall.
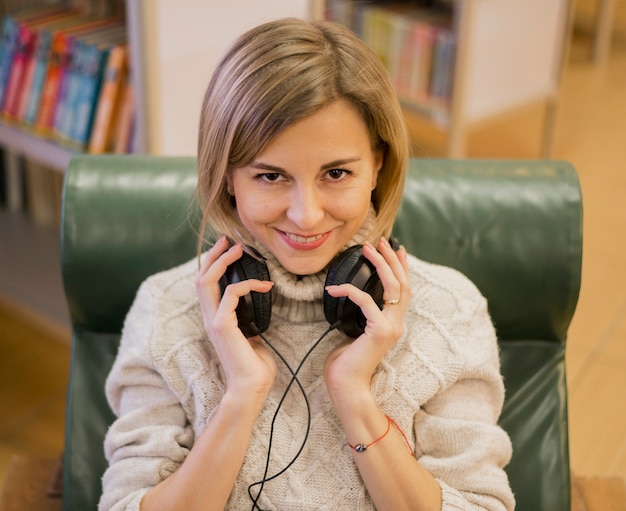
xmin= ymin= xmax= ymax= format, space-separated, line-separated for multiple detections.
xmin=463 ymin=0 xmax=569 ymax=122
xmin=138 ymin=0 xmax=311 ymax=155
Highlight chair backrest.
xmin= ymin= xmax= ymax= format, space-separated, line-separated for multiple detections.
xmin=61 ymin=155 xmax=582 ymax=511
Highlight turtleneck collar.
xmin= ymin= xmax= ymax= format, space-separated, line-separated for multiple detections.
xmin=251 ymin=206 xmax=377 ymax=324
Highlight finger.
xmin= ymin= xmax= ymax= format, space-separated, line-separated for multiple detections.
xmin=218 ymin=279 xmax=274 ymax=309
xmin=199 ymin=240 xmax=245 ymax=280
xmin=197 ymin=244 xmax=246 ymax=299
xmin=376 ymin=238 xmax=410 ymax=282
xmin=362 ymin=241 xmax=403 ymax=303
xmin=204 ymin=281 xmax=274 ymax=358
xmin=196 ymin=242 xmax=245 ymax=322
xmin=325 ymin=284 xmax=403 ymax=353
xmin=325 ymin=283 xmax=396 ymax=324
xmin=218 ymin=280 xmax=273 ymax=325
xmin=199 ymin=235 xmax=230 ymax=274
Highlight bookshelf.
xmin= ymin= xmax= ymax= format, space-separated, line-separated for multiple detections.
xmin=0 ymin=0 xmax=310 ymax=214
xmin=324 ymin=0 xmax=574 ymax=157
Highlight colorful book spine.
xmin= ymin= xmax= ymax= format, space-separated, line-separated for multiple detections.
xmin=429 ymin=28 xmax=456 ymax=108
xmin=2 ymin=8 xmax=74 ymax=120
xmin=51 ymin=33 xmax=80 ymax=139
xmin=49 ymin=19 xmax=123 ymax=142
xmin=15 ymin=27 xmax=41 ymax=122
xmin=34 ymin=28 xmax=72 ymax=134
xmin=0 ymin=15 xmax=20 ymax=110
xmin=326 ymin=2 xmax=455 ymax=112
xmin=387 ymin=13 xmax=412 ymax=99
xmin=7 ymin=8 xmax=83 ymax=126
xmin=409 ymin=22 xmax=436 ymax=104
xmin=21 ymin=27 xmax=54 ymax=125
xmin=88 ymin=43 xmax=127 ymax=153
xmin=113 ymin=72 xmax=134 ymax=154
xmin=1 ymin=19 xmax=38 ymax=118
xmin=69 ymin=40 xmax=109 ymax=147
xmin=52 ymin=36 xmax=85 ymax=142
xmin=24 ymin=11 xmax=98 ymax=133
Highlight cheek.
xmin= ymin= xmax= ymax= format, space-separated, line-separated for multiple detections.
xmin=331 ymin=191 xmax=372 ymax=220
xmin=236 ymin=193 xmax=282 ymax=227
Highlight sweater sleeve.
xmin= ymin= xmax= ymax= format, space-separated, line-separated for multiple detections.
xmin=99 ymin=279 xmax=195 ymax=511
xmin=414 ymin=295 xmax=515 ymax=511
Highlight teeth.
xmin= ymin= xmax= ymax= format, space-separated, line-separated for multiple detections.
xmin=285 ymin=232 xmax=324 ymax=243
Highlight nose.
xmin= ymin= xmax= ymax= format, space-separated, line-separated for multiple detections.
xmin=286 ymin=183 xmax=325 ymax=230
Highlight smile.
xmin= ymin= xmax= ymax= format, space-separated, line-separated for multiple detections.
xmin=284 ymin=232 xmax=326 ymax=244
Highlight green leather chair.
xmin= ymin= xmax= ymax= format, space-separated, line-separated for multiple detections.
xmin=60 ymin=155 xmax=582 ymax=511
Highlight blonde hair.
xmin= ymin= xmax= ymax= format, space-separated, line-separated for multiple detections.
xmin=196 ymin=17 xmax=408 ymax=254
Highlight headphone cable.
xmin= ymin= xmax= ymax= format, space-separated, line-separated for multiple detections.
xmin=247 ymin=321 xmax=340 ymax=510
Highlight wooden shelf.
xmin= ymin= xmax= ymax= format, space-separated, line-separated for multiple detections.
xmin=325 ymin=0 xmax=573 ymax=157
xmin=0 ymin=122 xmax=75 ymax=173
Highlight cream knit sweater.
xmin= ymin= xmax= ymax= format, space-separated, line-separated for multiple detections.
xmin=100 ymin=224 xmax=515 ymax=511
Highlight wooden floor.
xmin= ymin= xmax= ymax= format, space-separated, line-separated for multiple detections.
xmin=0 ymin=1 xmax=625 ymax=498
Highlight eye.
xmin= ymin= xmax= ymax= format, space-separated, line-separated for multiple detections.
xmin=256 ymin=172 xmax=284 ymax=182
xmin=326 ymin=168 xmax=351 ymax=180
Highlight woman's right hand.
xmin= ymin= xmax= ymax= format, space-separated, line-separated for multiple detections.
xmin=195 ymin=236 xmax=276 ymax=405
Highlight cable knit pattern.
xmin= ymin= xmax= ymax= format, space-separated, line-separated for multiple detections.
xmin=100 ymin=220 xmax=514 ymax=511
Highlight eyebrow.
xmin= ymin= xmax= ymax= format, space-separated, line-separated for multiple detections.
xmin=250 ymin=157 xmax=361 ymax=173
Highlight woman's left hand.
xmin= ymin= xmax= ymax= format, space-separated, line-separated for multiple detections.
xmin=323 ymin=237 xmax=411 ymax=399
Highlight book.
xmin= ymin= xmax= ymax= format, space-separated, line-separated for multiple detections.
xmin=112 ymin=70 xmax=134 ymax=154
xmin=385 ymin=12 xmax=413 ymax=99
xmin=51 ymin=18 xmax=123 ymax=143
xmin=68 ymin=26 xmax=126 ymax=148
xmin=1 ymin=17 xmax=38 ymax=118
xmin=0 ymin=15 xmax=22 ymax=110
xmin=14 ymin=22 xmax=45 ymax=122
xmin=9 ymin=9 xmax=89 ymax=119
xmin=1 ymin=7 xmax=83 ymax=120
xmin=32 ymin=13 xmax=105 ymax=135
xmin=0 ymin=6 xmax=68 ymax=110
xmin=407 ymin=21 xmax=436 ymax=104
xmin=429 ymin=27 xmax=455 ymax=109
xmin=87 ymin=43 xmax=127 ymax=153
xmin=16 ymin=10 xmax=91 ymax=128
xmin=20 ymin=23 xmax=55 ymax=126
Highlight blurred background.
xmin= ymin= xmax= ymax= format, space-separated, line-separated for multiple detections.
xmin=0 ymin=0 xmax=625 ymax=501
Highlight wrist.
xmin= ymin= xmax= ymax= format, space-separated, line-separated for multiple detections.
xmin=221 ymin=388 xmax=267 ymax=421
xmin=328 ymin=384 xmax=377 ymax=421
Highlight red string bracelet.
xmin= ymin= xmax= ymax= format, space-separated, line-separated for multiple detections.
xmin=349 ymin=415 xmax=414 ymax=456
xmin=389 ymin=416 xmax=415 ymax=456
xmin=349 ymin=415 xmax=392 ymax=453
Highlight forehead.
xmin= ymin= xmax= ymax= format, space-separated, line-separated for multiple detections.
xmin=254 ymin=100 xmax=373 ymax=162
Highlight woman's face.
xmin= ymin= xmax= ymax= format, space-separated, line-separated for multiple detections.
xmin=230 ymin=100 xmax=382 ymax=275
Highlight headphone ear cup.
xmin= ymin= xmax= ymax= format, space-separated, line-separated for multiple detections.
xmin=218 ymin=250 xmax=272 ymax=337
xmin=324 ymin=245 xmax=382 ymax=338
xmin=323 ymin=245 xmax=361 ymax=326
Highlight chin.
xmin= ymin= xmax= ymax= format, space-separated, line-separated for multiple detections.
xmin=281 ymin=260 xmax=327 ymax=276
xmin=274 ymin=253 xmax=330 ymax=276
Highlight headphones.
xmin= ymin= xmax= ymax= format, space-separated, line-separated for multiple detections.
xmin=218 ymin=239 xmax=399 ymax=338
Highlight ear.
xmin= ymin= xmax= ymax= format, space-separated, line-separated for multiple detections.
xmin=371 ymin=149 xmax=384 ymax=190
xmin=226 ymin=171 xmax=235 ymax=195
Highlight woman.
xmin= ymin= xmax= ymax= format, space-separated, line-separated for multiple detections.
xmin=100 ymin=17 xmax=514 ymax=511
